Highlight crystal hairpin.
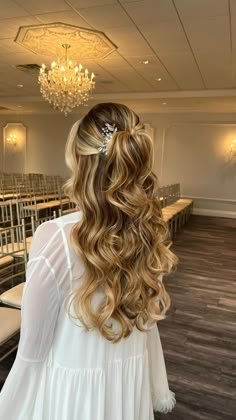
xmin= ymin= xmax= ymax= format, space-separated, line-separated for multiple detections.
xmin=98 ymin=123 xmax=117 ymax=155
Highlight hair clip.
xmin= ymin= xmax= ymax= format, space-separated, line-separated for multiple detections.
xmin=98 ymin=123 xmax=117 ymax=155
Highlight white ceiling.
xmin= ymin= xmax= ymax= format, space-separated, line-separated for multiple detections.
xmin=0 ymin=0 xmax=236 ymax=114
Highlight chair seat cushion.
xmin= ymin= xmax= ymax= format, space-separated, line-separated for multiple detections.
xmin=0 ymin=283 xmax=25 ymax=309
xmin=0 ymin=307 xmax=21 ymax=345
xmin=0 ymin=242 xmax=31 ymax=256
xmin=177 ymin=199 xmax=193 ymax=205
xmin=26 ymin=236 xmax=32 ymax=244
xmin=162 ymin=213 xmax=173 ymax=222
xmin=0 ymin=255 xmax=14 ymax=267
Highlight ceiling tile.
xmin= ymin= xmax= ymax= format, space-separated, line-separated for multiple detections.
xmin=35 ymin=10 xmax=88 ymax=27
xmin=0 ymin=16 xmax=41 ymax=40
xmin=113 ymin=68 xmax=153 ymax=91
xmin=126 ymin=55 xmax=165 ymax=73
xmin=74 ymin=4 xmax=132 ymax=29
xmin=157 ymin=52 xmax=204 ymax=89
xmin=121 ymin=0 xmax=176 ymax=25
xmin=139 ymin=20 xmax=190 ymax=53
xmin=174 ymin=0 xmax=228 ymax=20
xmin=95 ymin=54 xmax=131 ymax=69
xmin=68 ymin=0 xmax=116 ymax=8
xmin=105 ymin=26 xmax=153 ymax=55
xmin=14 ymin=0 xmax=71 ymax=14
xmin=194 ymin=53 xmax=233 ymax=89
xmin=181 ymin=16 xmax=230 ymax=54
xmin=0 ymin=0 xmax=29 ymax=19
xmin=0 ymin=38 xmax=29 ymax=54
xmin=125 ymin=55 xmax=179 ymax=90
xmin=1 ymin=51 xmax=43 ymax=66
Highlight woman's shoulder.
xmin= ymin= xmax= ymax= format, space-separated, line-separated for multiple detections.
xmin=54 ymin=209 xmax=82 ymax=226
xmin=29 ymin=210 xmax=82 ymax=260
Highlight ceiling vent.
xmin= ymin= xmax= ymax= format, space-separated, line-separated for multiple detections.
xmin=16 ymin=64 xmax=41 ymax=74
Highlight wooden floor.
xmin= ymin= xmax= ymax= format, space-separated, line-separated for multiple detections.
xmin=157 ymin=215 xmax=236 ymax=420
xmin=1 ymin=215 xmax=236 ymax=419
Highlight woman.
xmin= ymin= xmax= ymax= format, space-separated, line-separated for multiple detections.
xmin=0 ymin=102 xmax=178 ymax=419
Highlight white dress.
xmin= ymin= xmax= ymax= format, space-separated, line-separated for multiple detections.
xmin=0 ymin=210 xmax=176 ymax=420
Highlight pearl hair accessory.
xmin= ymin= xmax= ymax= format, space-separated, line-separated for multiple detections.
xmin=98 ymin=123 xmax=117 ymax=155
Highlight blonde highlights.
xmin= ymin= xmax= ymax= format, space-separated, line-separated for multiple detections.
xmin=64 ymin=103 xmax=178 ymax=342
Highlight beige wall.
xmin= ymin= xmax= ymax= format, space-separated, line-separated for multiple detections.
xmin=0 ymin=111 xmax=236 ymax=217
xmin=143 ymin=113 xmax=236 ymax=218
xmin=0 ymin=114 xmax=76 ymax=177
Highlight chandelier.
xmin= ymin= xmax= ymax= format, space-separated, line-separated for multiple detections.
xmin=38 ymin=44 xmax=95 ymax=115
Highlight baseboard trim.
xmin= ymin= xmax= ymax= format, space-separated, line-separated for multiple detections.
xmin=192 ymin=208 xmax=236 ymax=219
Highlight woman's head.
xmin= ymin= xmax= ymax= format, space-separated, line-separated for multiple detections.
xmin=65 ymin=103 xmax=154 ymax=204
xmin=65 ymin=102 xmax=178 ymax=342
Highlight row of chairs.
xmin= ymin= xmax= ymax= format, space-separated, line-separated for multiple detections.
xmin=0 ymin=173 xmax=77 ymax=228
xmin=0 ymin=212 xmax=61 ymax=362
xmin=0 ymin=194 xmax=76 ymax=230
xmin=0 ymin=173 xmax=63 ymax=201
xmin=159 ymin=183 xmax=193 ymax=238
xmin=0 ymin=173 xmax=76 ymax=361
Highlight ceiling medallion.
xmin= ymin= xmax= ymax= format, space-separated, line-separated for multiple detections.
xmin=15 ymin=22 xmax=117 ymax=59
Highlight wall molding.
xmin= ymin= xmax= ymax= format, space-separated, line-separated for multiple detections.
xmin=182 ymin=195 xmax=236 ymax=203
xmin=192 ymin=208 xmax=236 ymax=219
xmin=167 ymin=122 xmax=236 ymax=127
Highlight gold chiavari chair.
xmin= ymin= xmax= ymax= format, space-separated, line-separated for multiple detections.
xmin=30 ymin=211 xmax=58 ymax=236
xmin=0 ymin=201 xmax=14 ymax=228
xmin=0 ymin=307 xmax=21 ymax=362
xmin=0 ymin=221 xmax=27 ymax=361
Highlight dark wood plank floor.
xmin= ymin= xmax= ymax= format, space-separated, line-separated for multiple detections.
xmin=157 ymin=215 xmax=236 ymax=420
xmin=1 ymin=215 xmax=236 ymax=420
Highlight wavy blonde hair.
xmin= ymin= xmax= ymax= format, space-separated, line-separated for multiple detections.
xmin=64 ymin=102 xmax=178 ymax=342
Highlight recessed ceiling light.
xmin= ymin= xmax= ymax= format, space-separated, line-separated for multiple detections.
xmin=162 ymin=102 xmax=167 ymax=105
xmin=17 ymin=105 xmax=23 ymax=108
xmin=156 ymin=77 xmax=162 ymax=82
xmin=139 ymin=60 xmax=149 ymax=65
xmin=17 ymin=84 xmax=23 ymax=88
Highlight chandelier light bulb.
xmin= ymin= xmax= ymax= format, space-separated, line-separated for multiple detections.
xmin=38 ymin=43 xmax=95 ymax=115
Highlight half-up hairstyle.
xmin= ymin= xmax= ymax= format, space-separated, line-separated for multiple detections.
xmin=64 ymin=102 xmax=178 ymax=343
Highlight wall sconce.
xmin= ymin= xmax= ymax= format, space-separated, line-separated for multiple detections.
xmin=230 ymin=139 xmax=236 ymax=157
xmin=6 ymin=134 xmax=17 ymax=146
xmin=3 ymin=122 xmax=27 ymax=173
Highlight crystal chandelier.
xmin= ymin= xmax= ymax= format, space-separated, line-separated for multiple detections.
xmin=38 ymin=44 xmax=95 ymax=115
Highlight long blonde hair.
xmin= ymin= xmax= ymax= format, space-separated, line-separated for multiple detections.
xmin=64 ymin=103 xmax=178 ymax=342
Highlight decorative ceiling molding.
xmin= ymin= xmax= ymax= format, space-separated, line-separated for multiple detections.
xmin=2 ymin=89 xmax=236 ymax=104
xmin=15 ymin=22 xmax=117 ymax=60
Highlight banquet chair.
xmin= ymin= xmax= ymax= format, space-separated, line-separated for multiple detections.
xmin=0 ymin=222 xmax=27 ymax=309
xmin=30 ymin=211 xmax=57 ymax=236
xmin=0 ymin=201 xmax=14 ymax=228
xmin=0 ymin=220 xmax=29 ymax=259
xmin=0 ymin=306 xmax=21 ymax=362
xmin=159 ymin=187 xmax=166 ymax=208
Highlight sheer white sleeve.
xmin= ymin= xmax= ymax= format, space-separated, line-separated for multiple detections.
xmin=147 ymin=323 xmax=176 ymax=414
xmin=0 ymin=226 xmax=60 ymax=418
